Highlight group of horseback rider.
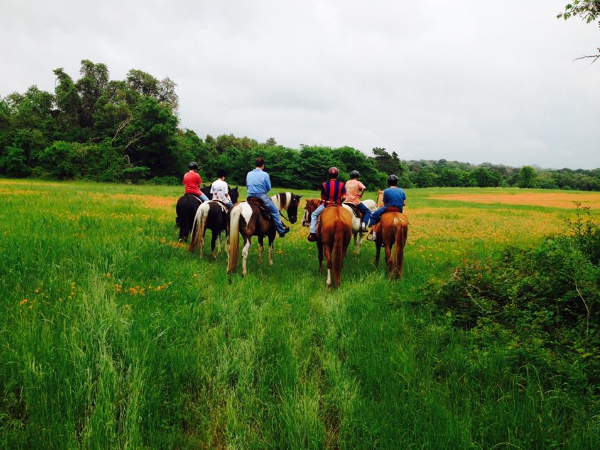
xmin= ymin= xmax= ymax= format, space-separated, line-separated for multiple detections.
xmin=183 ymin=158 xmax=406 ymax=241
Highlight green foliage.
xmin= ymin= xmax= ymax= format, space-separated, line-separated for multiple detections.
xmin=518 ymin=165 xmax=538 ymax=188
xmin=2 ymin=60 xmax=600 ymax=191
xmin=425 ymin=206 xmax=600 ymax=390
xmin=0 ymin=146 xmax=31 ymax=177
xmin=37 ymin=141 xmax=83 ymax=180
xmin=558 ymin=0 xmax=600 ymax=24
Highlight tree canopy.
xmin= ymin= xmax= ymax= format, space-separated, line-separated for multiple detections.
xmin=1 ymin=60 xmax=599 ymax=191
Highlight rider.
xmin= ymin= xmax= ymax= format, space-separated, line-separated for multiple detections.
xmin=367 ymin=174 xmax=406 ymax=241
xmin=210 ymin=169 xmax=234 ymax=208
xmin=307 ymin=167 xmax=346 ymax=242
xmin=246 ymin=157 xmax=290 ymax=238
xmin=183 ymin=162 xmax=209 ymax=202
xmin=345 ymin=170 xmax=371 ymax=231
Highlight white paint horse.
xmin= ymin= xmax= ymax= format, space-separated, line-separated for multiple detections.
xmin=342 ymin=200 xmax=377 ymax=253
xmin=227 ymin=192 xmax=302 ymax=276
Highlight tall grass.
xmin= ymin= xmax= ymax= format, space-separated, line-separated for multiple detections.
xmin=1 ymin=180 xmax=599 ymax=449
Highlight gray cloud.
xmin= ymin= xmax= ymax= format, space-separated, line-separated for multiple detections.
xmin=2 ymin=0 xmax=598 ymax=169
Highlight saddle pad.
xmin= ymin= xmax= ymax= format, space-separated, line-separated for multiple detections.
xmin=247 ymin=198 xmax=271 ymax=220
xmin=343 ymin=202 xmax=362 ymax=218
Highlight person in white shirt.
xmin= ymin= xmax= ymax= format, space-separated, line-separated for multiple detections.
xmin=210 ymin=169 xmax=234 ymax=208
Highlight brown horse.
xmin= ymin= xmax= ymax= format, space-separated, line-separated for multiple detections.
xmin=373 ymin=207 xmax=409 ymax=280
xmin=302 ymin=200 xmax=353 ymax=288
xmin=227 ymin=192 xmax=302 ymax=276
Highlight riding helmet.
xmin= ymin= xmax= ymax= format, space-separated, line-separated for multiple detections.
xmin=188 ymin=162 xmax=199 ymax=170
xmin=349 ymin=170 xmax=360 ymax=179
xmin=328 ymin=167 xmax=339 ymax=177
xmin=387 ymin=174 xmax=399 ymax=186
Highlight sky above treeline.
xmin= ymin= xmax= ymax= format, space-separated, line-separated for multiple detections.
xmin=1 ymin=0 xmax=599 ymax=170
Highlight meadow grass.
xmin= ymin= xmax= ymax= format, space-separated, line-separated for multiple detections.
xmin=1 ymin=180 xmax=599 ymax=449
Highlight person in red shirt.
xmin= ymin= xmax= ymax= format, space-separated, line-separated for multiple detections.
xmin=183 ymin=162 xmax=209 ymax=202
xmin=307 ymin=167 xmax=346 ymax=242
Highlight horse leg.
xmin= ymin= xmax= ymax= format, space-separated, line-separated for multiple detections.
xmin=242 ymin=237 xmax=251 ymax=277
xmin=268 ymin=234 xmax=274 ymax=266
xmin=257 ymin=236 xmax=264 ymax=265
xmin=199 ymin=228 xmax=206 ymax=259
xmin=317 ymin=241 xmax=324 ymax=273
xmin=385 ymin=243 xmax=393 ymax=278
xmin=375 ymin=242 xmax=381 ymax=266
xmin=216 ymin=232 xmax=222 ymax=257
xmin=324 ymin=244 xmax=333 ymax=288
xmin=211 ymin=230 xmax=218 ymax=260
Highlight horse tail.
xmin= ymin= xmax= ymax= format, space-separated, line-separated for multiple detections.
xmin=227 ymin=204 xmax=242 ymax=273
xmin=332 ymin=218 xmax=346 ymax=287
xmin=189 ymin=203 xmax=207 ymax=253
xmin=393 ymin=216 xmax=407 ymax=279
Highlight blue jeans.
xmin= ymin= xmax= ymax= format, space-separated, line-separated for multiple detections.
xmin=247 ymin=193 xmax=286 ymax=234
xmin=310 ymin=204 xmax=325 ymax=234
xmin=368 ymin=206 xmax=393 ymax=226
xmin=356 ymin=202 xmax=371 ymax=227
xmin=187 ymin=193 xmax=209 ymax=203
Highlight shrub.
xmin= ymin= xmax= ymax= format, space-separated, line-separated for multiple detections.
xmin=425 ymin=207 xmax=600 ymax=390
xmin=148 ymin=176 xmax=180 ymax=186
xmin=0 ymin=146 xmax=31 ymax=177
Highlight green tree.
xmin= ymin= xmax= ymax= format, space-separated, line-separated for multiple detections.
xmin=558 ymin=1 xmax=600 ymax=63
xmin=518 ymin=166 xmax=538 ymax=188
xmin=0 ymin=146 xmax=31 ymax=177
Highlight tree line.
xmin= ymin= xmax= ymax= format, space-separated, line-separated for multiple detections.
xmin=1 ymin=60 xmax=599 ymax=191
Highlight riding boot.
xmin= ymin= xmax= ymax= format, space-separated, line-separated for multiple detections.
xmin=366 ymin=229 xmax=377 ymax=241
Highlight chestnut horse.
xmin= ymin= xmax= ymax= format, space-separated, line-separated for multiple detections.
xmin=302 ymin=200 xmax=353 ymax=288
xmin=373 ymin=207 xmax=409 ymax=280
xmin=303 ymin=199 xmax=376 ymax=254
xmin=227 ymin=192 xmax=302 ymax=276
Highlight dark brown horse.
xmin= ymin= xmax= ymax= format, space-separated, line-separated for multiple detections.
xmin=372 ymin=207 xmax=409 ymax=280
xmin=175 ymin=185 xmax=239 ymax=243
xmin=227 ymin=192 xmax=302 ymax=276
xmin=302 ymin=199 xmax=353 ymax=288
xmin=188 ymin=189 xmax=240 ymax=259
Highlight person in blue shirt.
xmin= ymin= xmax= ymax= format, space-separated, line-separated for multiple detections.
xmin=367 ymin=174 xmax=406 ymax=241
xmin=246 ymin=157 xmax=289 ymax=238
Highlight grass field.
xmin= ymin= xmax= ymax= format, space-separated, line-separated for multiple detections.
xmin=1 ymin=180 xmax=599 ymax=449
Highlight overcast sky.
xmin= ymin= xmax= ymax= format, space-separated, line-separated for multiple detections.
xmin=2 ymin=0 xmax=599 ymax=169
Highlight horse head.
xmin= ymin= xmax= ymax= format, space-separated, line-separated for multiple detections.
xmin=302 ymin=199 xmax=321 ymax=227
xmin=286 ymin=193 xmax=303 ymax=224
xmin=229 ymin=186 xmax=240 ymax=204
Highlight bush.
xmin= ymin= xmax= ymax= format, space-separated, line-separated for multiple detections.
xmin=37 ymin=141 xmax=82 ymax=180
xmin=0 ymin=146 xmax=31 ymax=177
xmin=425 ymin=207 xmax=600 ymax=390
xmin=148 ymin=176 xmax=180 ymax=186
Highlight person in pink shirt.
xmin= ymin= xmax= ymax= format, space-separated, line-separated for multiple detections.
xmin=183 ymin=162 xmax=209 ymax=202
xmin=344 ymin=170 xmax=371 ymax=231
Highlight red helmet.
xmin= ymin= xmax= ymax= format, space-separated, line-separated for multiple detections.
xmin=328 ymin=167 xmax=339 ymax=177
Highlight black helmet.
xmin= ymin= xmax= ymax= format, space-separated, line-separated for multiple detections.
xmin=349 ymin=170 xmax=360 ymax=179
xmin=188 ymin=162 xmax=199 ymax=170
xmin=387 ymin=174 xmax=399 ymax=186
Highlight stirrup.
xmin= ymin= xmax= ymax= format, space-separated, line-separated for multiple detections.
xmin=366 ymin=231 xmax=376 ymax=242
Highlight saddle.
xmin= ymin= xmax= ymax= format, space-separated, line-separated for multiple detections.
xmin=209 ymin=199 xmax=229 ymax=213
xmin=383 ymin=206 xmax=402 ymax=215
xmin=342 ymin=202 xmax=362 ymax=219
xmin=247 ymin=197 xmax=271 ymax=221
